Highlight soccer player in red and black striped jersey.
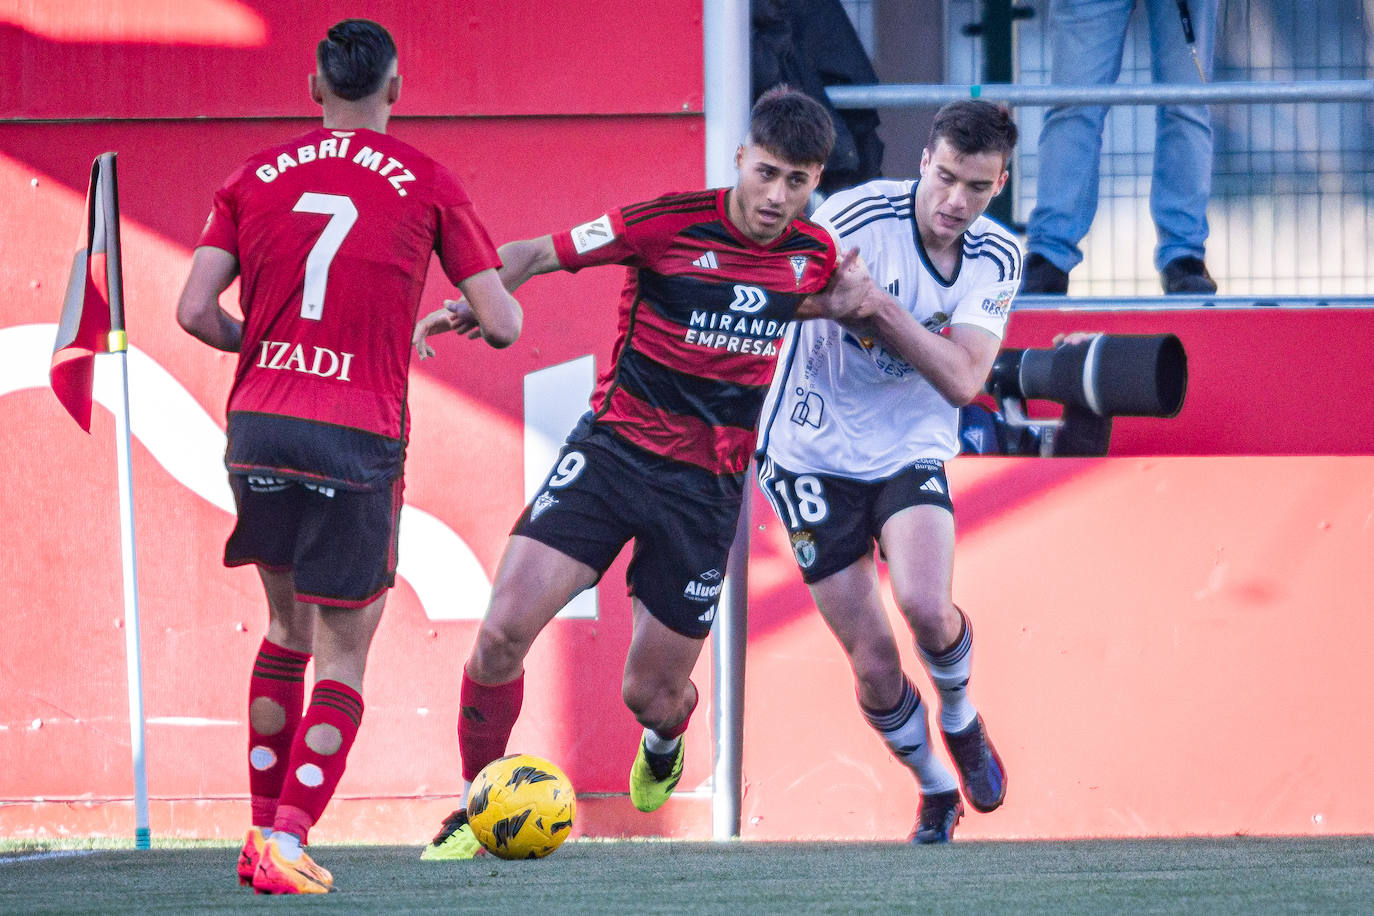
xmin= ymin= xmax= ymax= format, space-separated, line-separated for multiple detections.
xmin=176 ymin=20 xmax=521 ymax=892
xmin=414 ymin=86 xmax=876 ymax=859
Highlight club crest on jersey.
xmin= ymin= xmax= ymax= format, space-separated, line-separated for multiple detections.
xmin=530 ymin=491 xmax=558 ymax=521
xmin=920 ymin=310 xmax=952 ymax=332
xmin=790 ymin=531 xmax=817 ymax=569
xmin=842 ymin=330 xmax=876 ymax=352
xmin=789 ymin=254 xmax=808 ymax=287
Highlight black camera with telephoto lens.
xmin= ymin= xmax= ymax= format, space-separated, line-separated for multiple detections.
xmin=978 ymin=333 xmax=1187 ymax=456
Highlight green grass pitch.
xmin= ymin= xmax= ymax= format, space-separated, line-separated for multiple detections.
xmin=2 ymin=836 xmax=1372 ymax=913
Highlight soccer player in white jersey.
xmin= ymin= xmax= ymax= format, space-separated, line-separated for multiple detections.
xmin=756 ymin=100 xmax=1021 ymax=843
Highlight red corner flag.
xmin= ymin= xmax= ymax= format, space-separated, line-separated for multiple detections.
xmin=51 ymin=152 xmax=127 ymax=432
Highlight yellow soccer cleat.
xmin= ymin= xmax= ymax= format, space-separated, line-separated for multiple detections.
xmin=629 ymin=737 xmax=684 ymax=813
xmin=420 ymin=809 xmax=486 ymax=860
xmin=251 ymin=838 xmax=333 ymax=895
xmin=236 ymin=826 xmax=266 ymax=887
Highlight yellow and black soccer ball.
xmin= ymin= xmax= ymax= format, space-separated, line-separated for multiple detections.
xmin=467 ymin=753 xmax=576 ymax=859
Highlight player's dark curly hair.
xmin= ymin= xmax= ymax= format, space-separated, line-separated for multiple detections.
xmin=316 ymin=19 xmax=397 ymax=101
xmin=928 ymin=100 xmax=1019 ymax=161
xmin=747 ymin=85 xmax=836 ymax=167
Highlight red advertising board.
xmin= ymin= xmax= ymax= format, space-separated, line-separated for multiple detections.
xmin=3 ymin=2 xmax=1372 ymax=843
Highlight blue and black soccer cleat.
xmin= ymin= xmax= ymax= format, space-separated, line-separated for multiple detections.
xmin=943 ymin=714 xmax=1007 ymax=813
xmin=909 ymin=790 xmax=963 ymax=844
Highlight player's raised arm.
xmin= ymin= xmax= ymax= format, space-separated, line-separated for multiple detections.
xmin=176 ymin=245 xmax=242 ymax=353
xmin=455 ymin=267 xmax=522 ymax=349
xmin=865 ymin=294 xmax=1003 ymax=406
xmin=414 ymin=234 xmax=558 ymax=357
xmin=492 ymin=234 xmax=563 ymax=290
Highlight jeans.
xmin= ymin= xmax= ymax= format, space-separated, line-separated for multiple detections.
xmin=1027 ymin=0 xmax=1216 ymax=272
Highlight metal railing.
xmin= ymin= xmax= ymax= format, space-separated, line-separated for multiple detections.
xmin=826 ymin=79 xmax=1374 ymax=109
xmin=1013 ymin=294 xmax=1374 ymax=311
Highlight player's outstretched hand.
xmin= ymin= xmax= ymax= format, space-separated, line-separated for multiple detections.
xmin=412 ymin=300 xmax=484 ymax=359
xmin=812 ymin=247 xmax=879 ymax=323
xmin=412 ymin=306 xmax=452 ymax=359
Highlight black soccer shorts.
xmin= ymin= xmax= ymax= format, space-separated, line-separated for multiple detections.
xmin=224 ymin=473 xmax=403 ymax=608
xmin=512 ymin=440 xmax=742 ymax=639
xmin=756 ymin=455 xmax=953 ymax=584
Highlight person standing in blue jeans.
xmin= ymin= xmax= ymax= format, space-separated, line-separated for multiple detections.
xmin=1022 ymin=0 xmax=1218 ymax=295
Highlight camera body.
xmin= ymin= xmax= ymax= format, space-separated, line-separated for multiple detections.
xmin=979 ymin=333 xmax=1187 ymax=456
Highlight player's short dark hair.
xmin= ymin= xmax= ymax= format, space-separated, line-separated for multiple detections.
xmin=316 ymin=19 xmax=397 ymax=101
xmin=928 ymin=100 xmax=1019 ymax=162
xmin=747 ymin=85 xmax=836 ymax=167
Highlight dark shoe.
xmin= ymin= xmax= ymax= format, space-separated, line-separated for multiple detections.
xmin=909 ymin=790 xmax=963 ymax=844
xmin=943 ymin=714 xmax=1006 ymax=813
xmin=1021 ymin=253 xmax=1069 ymax=294
xmin=1161 ymin=256 xmax=1217 ymax=294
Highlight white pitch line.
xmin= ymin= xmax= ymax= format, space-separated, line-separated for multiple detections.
xmin=0 ymin=850 xmax=98 ymax=865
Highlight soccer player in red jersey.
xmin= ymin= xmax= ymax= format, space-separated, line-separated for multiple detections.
xmin=176 ymin=19 xmax=521 ymax=893
xmin=413 ymin=86 xmax=876 ymax=859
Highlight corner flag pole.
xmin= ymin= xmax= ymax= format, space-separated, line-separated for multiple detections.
xmin=101 ymin=156 xmax=152 ymax=851
xmin=111 ymin=328 xmax=151 ymax=850
xmin=50 ymin=152 xmax=151 ymax=848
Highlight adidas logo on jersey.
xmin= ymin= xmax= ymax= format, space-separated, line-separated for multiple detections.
xmin=692 ymin=250 xmax=719 ymax=270
xmin=919 ymin=476 xmax=945 ymax=495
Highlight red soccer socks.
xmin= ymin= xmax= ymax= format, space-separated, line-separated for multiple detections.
xmin=247 ymin=640 xmax=310 ymax=827
xmin=272 ymin=679 xmax=363 ymax=842
xmin=457 ymin=667 xmax=524 ymax=782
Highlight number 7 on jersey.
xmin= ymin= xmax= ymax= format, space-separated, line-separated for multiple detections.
xmin=293 ymin=192 xmax=358 ymax=320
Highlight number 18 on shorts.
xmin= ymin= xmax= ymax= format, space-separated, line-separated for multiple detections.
xmin=756 ymin=455 xmax=952 ymax=585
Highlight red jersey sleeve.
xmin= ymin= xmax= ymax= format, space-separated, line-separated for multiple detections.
xmin=196 ymin=168 xmax=247 ymax=257
xmin=550 ymin=206 xmax=642 ymax=272
xmin=432 ymin=167 xmax=502 ymax=285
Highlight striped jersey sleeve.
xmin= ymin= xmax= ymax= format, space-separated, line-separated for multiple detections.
xmin=554 ymin=189 xmax=839 ymax=478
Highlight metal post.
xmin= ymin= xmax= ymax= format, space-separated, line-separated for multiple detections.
xmin=961 ymin=1 xmax=1035 ymax=226
xmin=110 ymin=343 xmax=151 ymax=849
xmin=703 ymin=0 xmax=751 ymax=842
